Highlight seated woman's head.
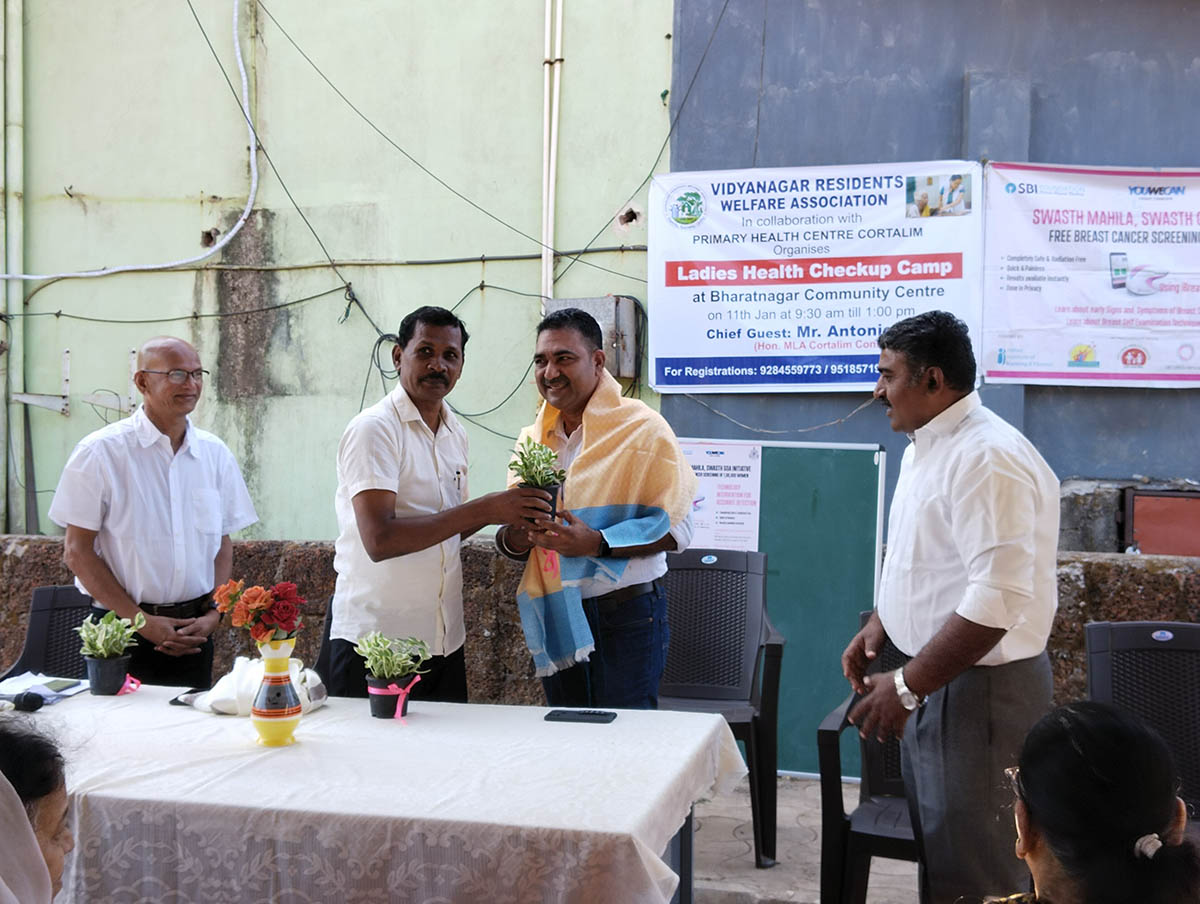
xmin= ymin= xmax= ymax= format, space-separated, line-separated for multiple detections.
xmin=1011 ymin=701 xmax=1200 ymax=904
xmin=0 ymin=719 xmax=74 ymax=899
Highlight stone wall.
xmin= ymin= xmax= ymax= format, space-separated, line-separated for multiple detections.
xmin=2 ymin=536 xmax=1196 ymax=706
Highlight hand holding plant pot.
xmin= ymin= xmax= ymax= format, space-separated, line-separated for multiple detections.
xmin=508 ymin=437 xmax=566 ymax=520
xmin=75 ymin=610 xmax=146 ymax=695
xmin=354 ymin=632 xmax=431 ymax=718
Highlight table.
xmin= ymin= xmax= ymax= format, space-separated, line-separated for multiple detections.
xmin=44 ymin=687 xmax=745 ymax=903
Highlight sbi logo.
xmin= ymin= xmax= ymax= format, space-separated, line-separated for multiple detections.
xmin=1005 ymin=182 xmax=1038 ymax=194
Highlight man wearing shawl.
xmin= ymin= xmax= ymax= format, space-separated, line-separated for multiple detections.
xmin=496 ymin=308 xmax=696 ymax=709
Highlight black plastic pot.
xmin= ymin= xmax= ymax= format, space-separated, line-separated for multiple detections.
xmin=366 ymin=676 xmax=412 ymax=718
xmin=521 ymin=482 xmax=561 ymax=520
xmin=85 ymin=655 xmax=131 ymax=695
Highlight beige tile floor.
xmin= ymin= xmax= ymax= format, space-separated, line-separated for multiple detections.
xmin=693 ymin=774 xmax=919 ymax=904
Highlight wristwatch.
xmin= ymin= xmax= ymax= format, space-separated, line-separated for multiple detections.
xmin=893 ymin=668 xmax=926 ymax=711
xmin=595 ymin=532 xmax=611 ymax=557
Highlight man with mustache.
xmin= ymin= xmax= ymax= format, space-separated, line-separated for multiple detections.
xmin=841 ymin=311 xmax=1059 ymax=904
xmin=496 ymin=308 xmax=696 ymax=709
xmin=49 ymin=336 xmax=258 ymax=688
xmin=326 ymin=306 xmax=552 ymax=700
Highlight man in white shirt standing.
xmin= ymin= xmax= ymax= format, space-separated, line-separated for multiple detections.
xmin=841 ymin=311 xmax=1058 ymax=904
xmin=326 ymin=306 xmax=552 ymax=700
xmin=49 ymin=336 xmax=258 ymax=689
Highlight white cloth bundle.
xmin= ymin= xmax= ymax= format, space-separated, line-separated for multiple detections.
xmin=184 ymin=656 xmax=327 ymax=715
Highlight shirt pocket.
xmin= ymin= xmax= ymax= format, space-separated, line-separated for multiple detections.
xmin=192 ymin=488 xmax=222 ymax=536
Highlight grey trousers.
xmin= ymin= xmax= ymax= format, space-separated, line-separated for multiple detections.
xmin=900 ymin=652 xmax=1053 ymax=904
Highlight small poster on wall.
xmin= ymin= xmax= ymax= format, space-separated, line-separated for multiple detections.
xmin=679 ymin=440 xmax=762 ymax=551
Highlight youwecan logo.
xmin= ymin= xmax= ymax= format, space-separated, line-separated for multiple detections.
xmin=1128 ymin=185 xmax=1185 ymax=197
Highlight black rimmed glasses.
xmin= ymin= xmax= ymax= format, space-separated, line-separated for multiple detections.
xmin=141 ymin=368 xmax=209 ymax=384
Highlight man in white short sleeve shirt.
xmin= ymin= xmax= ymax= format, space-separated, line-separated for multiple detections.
xmin=841 ymin=311 xmax=1059 ymax=904
xmin=49 ymin=336 xmax=257 ymax=689
xmin=326 ymin=306 xmax=551 ymax=700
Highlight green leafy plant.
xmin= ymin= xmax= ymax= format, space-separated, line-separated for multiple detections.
xmin=75 ymin=610 xmax=146 ymax=659
xmin=507 ymin=437 xmax=566 ymax=489
xmin=354 ymin=632 xmax=432 ymax=681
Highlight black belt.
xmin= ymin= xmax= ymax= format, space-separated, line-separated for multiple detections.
xmin=89 ymin=594 xmax=212 ymax=619
xmin=585 ymin=579 xmax=662 ymax=610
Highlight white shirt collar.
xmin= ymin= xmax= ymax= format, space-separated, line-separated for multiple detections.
xmin=911 ymin=390 xmax=980 ymax=456
xmin=388 ymin=384 xmax=462 ymax=436
xmin=132 ymin=405 xmax=199 ymax=458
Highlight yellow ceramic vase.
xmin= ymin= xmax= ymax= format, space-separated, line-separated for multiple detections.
xmin=250 ymin=637 xmax=302 ymax=746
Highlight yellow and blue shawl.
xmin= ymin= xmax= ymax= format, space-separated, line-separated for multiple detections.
xmin=508 ymin=370 xmax=697 ymax=676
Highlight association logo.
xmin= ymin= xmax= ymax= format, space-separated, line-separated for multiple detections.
xmin=1120 ymin=346 xmax=1148 ymax=367
xmin=1180 ymin=343 xmax=1196 ymax=362
xmin=1067 ymin=344 xmax=1100 ymax=367
xmin=666 ymin=185 xmax=705 ymax=227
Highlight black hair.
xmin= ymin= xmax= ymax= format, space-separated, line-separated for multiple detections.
xmin=1016 ymin=702 xmax=1200 ymax=904
xmin=396 ymin=306 xmax=469 ymax=350
xmin=877 ymin=310 xmax=975 ymax=391
xmin=535 ymin=308 xmax=603 ymax=351
xmin=0 ymin=718 xmax=66 ymax=821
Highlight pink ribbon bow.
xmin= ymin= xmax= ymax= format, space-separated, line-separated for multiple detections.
xmin=117 ymin=674 xmax=141 ymax=695
xmin=367 ymin=674 xmax=421 ymax=720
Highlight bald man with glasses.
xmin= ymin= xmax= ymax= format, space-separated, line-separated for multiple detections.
xmin=49 ymin=336 xmax=257 ymax=688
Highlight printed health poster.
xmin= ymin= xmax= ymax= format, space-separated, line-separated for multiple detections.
xmin=984 ymin=162 xmax=1200 ymax=387
xmin=648 ymin=161 xmax=983 ymax=393
xmin=679 ymin=440 xmax=761 ymax=552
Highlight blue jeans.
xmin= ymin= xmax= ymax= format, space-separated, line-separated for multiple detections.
xmin=540 ymin=582 xmax=670 ymax=709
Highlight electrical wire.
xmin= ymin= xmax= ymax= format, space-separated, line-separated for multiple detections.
xmin=4 ymin=284 xmax=347 ymax=325
xmin=683 ymin=393 xmax=879 ymax=435
xmin=186 ymin=0 xmax=384 ymax=338
xmin=554 ymin=0 xmax=732 ymax=285
xmin=0 ymin=0 xmax=259 ymax=282
xmin=254 ymin=0 xmax=643 ymax=286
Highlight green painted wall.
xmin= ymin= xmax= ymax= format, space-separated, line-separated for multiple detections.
xmin=7 ymin=0 xmax=672 ymax=539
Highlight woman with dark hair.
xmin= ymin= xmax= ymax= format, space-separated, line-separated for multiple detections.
xmin=0 ymin=718 xmax=73 ymax=903
xmin=1000 ymin=701 xmax=1200 ymax=903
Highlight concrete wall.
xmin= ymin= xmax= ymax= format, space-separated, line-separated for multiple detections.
xmin=662 ymin=0 xmax=1200 ymax=505
xmin=2 ymin=536 xmax=1197 ymax=707
xmin=3 ymin=0 xmax=673 ymax=539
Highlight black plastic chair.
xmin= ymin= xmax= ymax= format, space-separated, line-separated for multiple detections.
xmin=1 ymin=585 xmax=93 ymax=680
xmin=658 ymin=548 xmax=784 ymax=868
xmin=817 ymin=614 xmax=920 ymax=904
xmin=1086 ymin=620 xmax=1200 ymax=814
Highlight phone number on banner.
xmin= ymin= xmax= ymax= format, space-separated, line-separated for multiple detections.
xmin=656 ymin=355 xmax=879 ymax=385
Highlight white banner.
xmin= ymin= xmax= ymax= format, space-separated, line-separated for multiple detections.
xmin=983 ymin=162 xmax=1200 ymax=387
xmin=648 ymin=161 xmax=983 ymax=393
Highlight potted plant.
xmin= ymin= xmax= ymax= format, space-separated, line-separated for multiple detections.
xmin=74 ymin=610 xmax=146 ymax=695
xmin=354 ymin=632 xmax=431 ymax=718
xmin=508 ymin=436 xmax=566 ymax=519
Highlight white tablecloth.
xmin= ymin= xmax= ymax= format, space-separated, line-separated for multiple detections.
xmin=44 ymin=687 xmax=745 ymax=903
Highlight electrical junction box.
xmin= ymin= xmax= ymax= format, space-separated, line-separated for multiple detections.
xmin=542 ymin=296 xmax=639 ymax=379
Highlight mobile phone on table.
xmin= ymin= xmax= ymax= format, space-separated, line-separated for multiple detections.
xmin=544 ymin=709 xmax=617 ymax=723
xmin=42 ymin=679 xmax=80 ymax=693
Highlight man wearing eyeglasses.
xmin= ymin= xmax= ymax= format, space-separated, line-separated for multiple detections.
xmin=48 ymin=336 xmax=257 ymax=688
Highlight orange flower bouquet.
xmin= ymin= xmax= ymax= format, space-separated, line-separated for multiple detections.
xmin=214 ymin=580 xmax=306 ymax=642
